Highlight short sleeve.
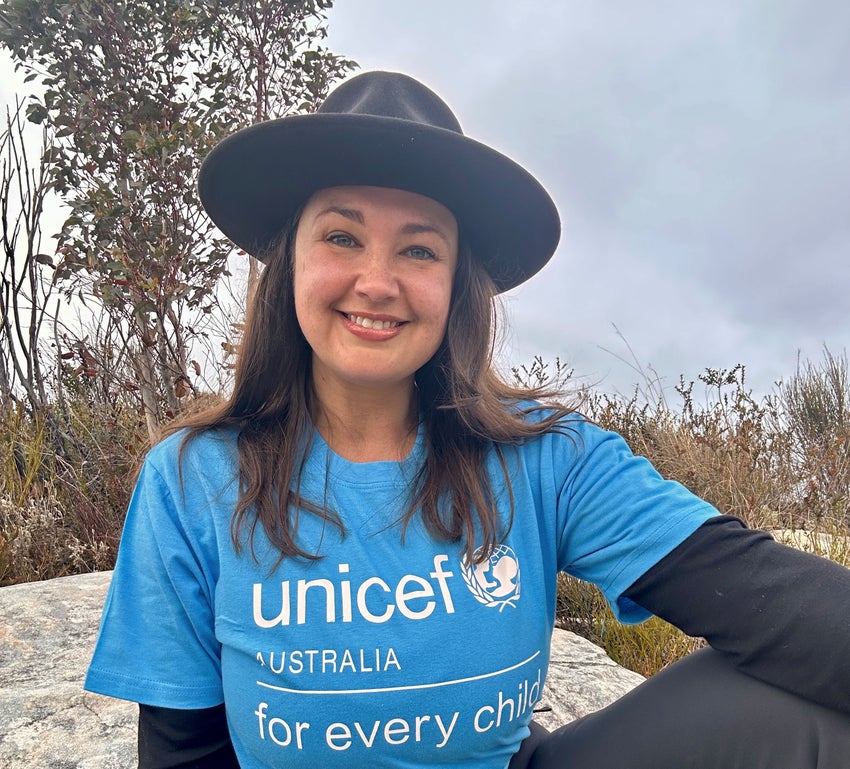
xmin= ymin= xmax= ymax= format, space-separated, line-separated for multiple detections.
xmin=85 ymin=454 xmax=224 ymax=708
xmin=553 ymin=419 xmax=718 ymax=623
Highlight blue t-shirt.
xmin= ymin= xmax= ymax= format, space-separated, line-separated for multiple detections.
xmin=85 ymin=414 xmax=717 ymax=768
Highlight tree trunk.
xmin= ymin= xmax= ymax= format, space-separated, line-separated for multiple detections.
xmin=135 ymin=339 xmax=160 ymax=444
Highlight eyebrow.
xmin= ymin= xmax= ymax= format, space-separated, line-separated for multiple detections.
xmin=315 ymin=206 xmax=365 ymax=224
xmin=399 ymin=222 xmax=453 ymax=248
xmin=315 ymin=206 xmax=452 ymax=246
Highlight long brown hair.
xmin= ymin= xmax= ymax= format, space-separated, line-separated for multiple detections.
xmin=171 ymin=212 xmax=575 ymax=565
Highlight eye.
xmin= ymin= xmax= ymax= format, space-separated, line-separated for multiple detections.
xmin=326 ymin=232 xmax=358 ymax=248
xmin=404 ymin=245 xmax=436 ymax=261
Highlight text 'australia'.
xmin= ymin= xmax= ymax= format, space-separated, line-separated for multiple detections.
xmin=256 ymin=647 xmax=401 ymax=675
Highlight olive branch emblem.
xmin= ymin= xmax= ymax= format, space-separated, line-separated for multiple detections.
xmin=460 ymin=545 xmax=521 ymax=612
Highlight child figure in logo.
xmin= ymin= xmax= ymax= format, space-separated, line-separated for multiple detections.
xmin=86 ymin=71 xmax=850 ymax=769
xmin=468 ymin=546 xmax=520 ymax=606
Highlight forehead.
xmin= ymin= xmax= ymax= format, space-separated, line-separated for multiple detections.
xmin=301 ymin=186 xmax=458 ymax=234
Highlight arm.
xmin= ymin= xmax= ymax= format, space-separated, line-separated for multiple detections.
xmin=138 ymin=704 xmax=239 ymax=769
xmin=623 ymin=515 xmax=850 ymax=713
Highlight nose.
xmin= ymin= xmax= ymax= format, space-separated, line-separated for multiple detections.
xmin=354 ymin=250 xmax=400 ymax=303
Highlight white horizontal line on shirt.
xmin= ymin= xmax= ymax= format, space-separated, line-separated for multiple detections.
xmin=255 ymin=650 xmax=541 ymax=695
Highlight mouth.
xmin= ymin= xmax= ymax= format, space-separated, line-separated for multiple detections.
xmin=342 ymin=313 xmax=405 ymax=331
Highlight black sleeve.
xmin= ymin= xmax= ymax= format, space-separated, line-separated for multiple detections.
xmin=138 ymin=703 xmax=240 ymax=769
xmin=623 ymin=514 xmax=850 ymax=714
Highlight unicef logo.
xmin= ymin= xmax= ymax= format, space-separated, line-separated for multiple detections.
xmin=461 ymin=545 xmax=521 ymax=611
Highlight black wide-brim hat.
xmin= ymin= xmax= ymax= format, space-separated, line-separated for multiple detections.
xmin=198 ymin=71 xmax=560 ymax=293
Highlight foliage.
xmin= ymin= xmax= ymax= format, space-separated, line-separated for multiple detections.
xmin=0 ymin=0 xmax=354 ymax=439
xmin=0 ymin=390 xmax=144 ymax=585
xmin=585 ymin=364 xmax=794 ymax=531
xmin=206 ymin=0 xmax=353 ymax=123
xmin=777 ymin=349 xmax=850 ymax=523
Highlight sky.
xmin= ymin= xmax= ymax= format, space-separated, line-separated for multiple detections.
xmin=1 ymin=1 xmax=847 ymax=401
xmin=324 ymin=0 xmax=850 ymax=399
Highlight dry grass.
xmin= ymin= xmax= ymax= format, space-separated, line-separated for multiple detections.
xmin=0 ymin=396 xmax=145 ymax=585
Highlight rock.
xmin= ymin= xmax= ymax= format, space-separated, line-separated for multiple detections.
xmin=534 ymin=629 xmax=645 ymax=731
xmin=0 ymin=572 xmax=135 ymax=769
xmin=0 ymin=572 xmax=643 ymax=767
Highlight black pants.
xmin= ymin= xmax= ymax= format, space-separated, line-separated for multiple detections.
xmin=508 ymin=648 xmax=850 ymax=769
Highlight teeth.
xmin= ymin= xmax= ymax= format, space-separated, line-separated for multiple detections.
xmin=349 ymin=315 xmax=399 ymax=330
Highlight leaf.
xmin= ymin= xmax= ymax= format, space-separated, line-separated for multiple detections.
xmin=174 ymin=377 xmax=190 ymax=398
xmin=25 ymin=102 xmax=48 ymax=125
xmin=80 ymin=345 xmax=98 ymax=377
xmin=121 ymin=129 xmax=141 ymax=148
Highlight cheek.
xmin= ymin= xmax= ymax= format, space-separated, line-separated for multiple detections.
xmin=292 ymin=271 xmax=309 ymax=332
xmin=292 ymin=250 xmax=324 ymax=313
xmin=292 ymin=262 xmax=324 ymax=343
xmin=425 ymin=278 xmax=455 ymax=339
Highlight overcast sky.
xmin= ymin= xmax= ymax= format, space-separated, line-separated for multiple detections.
xmin=326 ymin=0 xmax=850 ymax=399
xmin=1 ymin=1 xmax=847 ymax=400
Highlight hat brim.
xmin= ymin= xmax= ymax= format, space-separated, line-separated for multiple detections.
xmin=198 ymin=113 xmax=560 ymax=292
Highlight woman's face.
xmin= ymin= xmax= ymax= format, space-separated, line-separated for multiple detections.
xmin=293 ymin=185 xmax=459 ymax=396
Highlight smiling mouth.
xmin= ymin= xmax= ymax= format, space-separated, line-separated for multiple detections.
xmin=343 ymin=313 xmax=404 ymax=330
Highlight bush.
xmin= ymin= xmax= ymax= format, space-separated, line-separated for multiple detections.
xmin=778 ymin=349 xmax=850 ymax=525
xmin=0 ymin=394 xmax=145 ymax=586
xmin=0 ymin=492 xmax=113 ymax=583
xmin=583 ymin=364 xmax=796 ymax=531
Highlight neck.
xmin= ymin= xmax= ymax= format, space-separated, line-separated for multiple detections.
xmin=310 ymin=376 xmax=419 ymax=463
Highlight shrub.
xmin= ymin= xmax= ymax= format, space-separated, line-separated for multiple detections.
xmin=777 ymin=349 xmax=850 ymax=526
xmin=0 ymin=492 xmax=113 ymax=584
xmin=0 ymin=393 xmax=145 ymax=586
xmin=583 ymin=364 xmax=795 ymax=531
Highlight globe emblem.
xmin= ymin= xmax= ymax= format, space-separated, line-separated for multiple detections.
xmin=461 ymin=544 xmax=521 ymax=610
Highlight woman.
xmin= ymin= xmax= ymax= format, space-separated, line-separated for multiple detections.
xmin=86 ymin=71 xmax=850 ymax=769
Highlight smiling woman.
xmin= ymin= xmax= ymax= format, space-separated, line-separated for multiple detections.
xmin=83 ymin=70 xmax=850 ymax=769
xmin=293 ymin=186 xmax=458 ymax=430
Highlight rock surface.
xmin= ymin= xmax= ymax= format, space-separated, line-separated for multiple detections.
xmin=0 ymin=572 xmax=135 ymax=769
xmin=534 ymin=629 xmax=645 ymax=730
xmin=0 ymin=571 xmax=643 ymax=767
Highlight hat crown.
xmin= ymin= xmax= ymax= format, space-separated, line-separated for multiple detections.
xmin=317 ymin=71 xmax=463 ymax=134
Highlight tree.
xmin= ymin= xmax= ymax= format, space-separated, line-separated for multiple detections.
xmin=0 ymin=0 xmax=354 ymax=440
xmin=0 ymin=99 xmax=55 ymax=416
xmin=204 ymin=0 xmax=355 ymax=294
